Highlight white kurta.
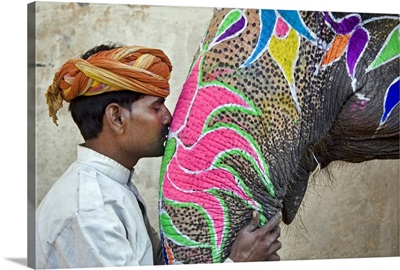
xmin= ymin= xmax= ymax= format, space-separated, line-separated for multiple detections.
xmin=36 ymin=145 xmax=162 ymax=269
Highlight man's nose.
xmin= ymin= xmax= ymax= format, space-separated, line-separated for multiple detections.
xmin=163 ymin=108 xmax=172 ymax=126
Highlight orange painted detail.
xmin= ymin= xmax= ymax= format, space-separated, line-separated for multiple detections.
xmin=163 ymin=237 xmax=175 ymax=264
xmin=321 ymin=34 xmax=351 ymax=67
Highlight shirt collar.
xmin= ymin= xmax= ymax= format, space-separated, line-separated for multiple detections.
xmin=76 ymin=144 xmax=133 ymax=184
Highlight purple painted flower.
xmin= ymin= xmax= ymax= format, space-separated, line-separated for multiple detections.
xmin=323 ymin=12 xmax=370 ymax=89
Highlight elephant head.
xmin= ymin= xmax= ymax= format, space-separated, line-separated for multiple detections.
xmin=158 ymin=8 xmax=399 ymax=264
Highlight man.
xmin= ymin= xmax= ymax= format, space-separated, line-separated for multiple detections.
xmin=36 ymin=43 xmax=282 ymax=268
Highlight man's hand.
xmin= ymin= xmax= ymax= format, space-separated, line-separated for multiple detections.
xmin=228 ymin=211 xmax=282 ymax=262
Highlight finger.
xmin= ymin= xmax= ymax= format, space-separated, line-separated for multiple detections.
xmin=259 ymin=212 xmax=281 ymax=234
xmin=266 ymin=241 xmax=282 ymax=257
xmin=244 ymin=211 xmax=260 ymax=232
xmin=266 ymin=252 xmax=281 ymax=261
xmin=264 ymin=227 xmax=281 ymax=248
xmin=268 ymin=226 xmax=281 ymax=241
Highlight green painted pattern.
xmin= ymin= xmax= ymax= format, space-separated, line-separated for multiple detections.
xmin=369 ymin=27 xmax=400 ymax=70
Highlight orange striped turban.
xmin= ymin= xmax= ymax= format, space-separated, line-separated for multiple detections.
xmin=45 ymin=45 xmax=173 ymax=125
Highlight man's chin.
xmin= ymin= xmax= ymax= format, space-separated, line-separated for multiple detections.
xmin=149 ymin=141 xmax=168 ymax=157
xmin=154 ymin=147 xmax=166 ymax=158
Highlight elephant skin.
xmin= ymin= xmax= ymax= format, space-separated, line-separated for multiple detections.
xmin=158 ymin=8 xmax=399 ymax=264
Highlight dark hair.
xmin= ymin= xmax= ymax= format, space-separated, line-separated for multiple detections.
xmin=68 ymin=42 xmax=143 ymax=140
xmin=80 ymin=42 xmax=124 ymax=60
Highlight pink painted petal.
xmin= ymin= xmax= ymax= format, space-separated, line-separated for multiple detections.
xmin=275 ymin=17 xmax=289 ymax=38
xmin=163 ymin=156 xmax=257 ymax=248
xmin=178 ymin=84 xmax=255 ymax=146
xmin=176 ymin=127 xmax=265 ymax=172
xmin=171 ymin=54 xmax=203 ymax=132
xmin=163 ymin=172 xmax=225 ymax=247
xmin=169 ymin=150 xmax=254 ymax=202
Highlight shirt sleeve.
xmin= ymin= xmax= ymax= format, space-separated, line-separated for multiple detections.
xmin=46 ymin=201 xmax=140 ymax=268
xmin=44 ymin=168 xmax=142 ymax=268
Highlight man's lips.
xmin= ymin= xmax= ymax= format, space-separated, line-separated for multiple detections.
xmin=162 ymin=128 xmax=170 ymax=145
xmin=162 ymin=128 xmax=170 ymax=138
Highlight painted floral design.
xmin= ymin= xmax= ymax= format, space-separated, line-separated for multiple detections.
xmin=159 ymin=8 xmax=399 ymax=264
xmin=321 ymin=12 xmax=369 ymax=90
xmin=241 ymin=10 xmax=316 ymax=111
xmin=159 ymin=49 xmax=275 ymax=263
xmin=380 ymin=77 xmax=400 ymax=127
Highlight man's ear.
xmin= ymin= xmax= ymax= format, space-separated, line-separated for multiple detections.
xmin=104 ymin=103 xmax=126 ymax=134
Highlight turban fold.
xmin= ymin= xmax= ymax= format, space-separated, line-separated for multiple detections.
xmin=45 ymin=45 xmax=173 ymax=125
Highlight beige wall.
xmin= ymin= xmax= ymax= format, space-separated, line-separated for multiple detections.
xmin=34 ymin=2 xmax=399 ymax=261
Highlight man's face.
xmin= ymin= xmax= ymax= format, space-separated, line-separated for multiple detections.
xmin=123 ymin=95 xmax=172 ymax=159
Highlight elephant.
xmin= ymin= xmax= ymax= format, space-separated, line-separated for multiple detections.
xmin=158 ymin=7 xmax=399 ymax=264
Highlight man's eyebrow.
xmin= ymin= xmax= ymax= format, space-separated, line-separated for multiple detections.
xmin=152 ymin=97 xmax=166 ymax=104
